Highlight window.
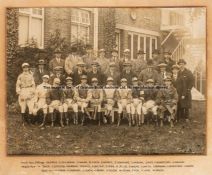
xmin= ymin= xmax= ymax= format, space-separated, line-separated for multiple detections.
xmin=18 ymin=8 xmax=44 ymax=48
xmin=71 ymin=9 xmax=90 ymax=44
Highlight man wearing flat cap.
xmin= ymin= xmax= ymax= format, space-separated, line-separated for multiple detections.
xmin=138 ymin=59 xmax=159 ymax=84
xmin=105 ymin=62 xmax=120 ymax=86
xmin=157 ymin=62 xmax=172 ymax=85
xmin=33 ymin=59 xmax=49 ymax=86
xmin=65 ymin=46 xmax=83 ymax=76
xmin=49 ymin=66 xmax=66 ymax=86
xmin=121 ymin=61 xmax=136 ymax=86
xmin=119 ymin=49 xmax=131 ymax=73
xmin=96 ymin=48 xmax=110 ymax=74
xmin=87 ymin=61 xmax=106 ymax=85
xmin=176 ymin=59 xmax=194 ymax=122
xmin=72 ymin=61 xmax=87 ymax=86
xmin=49 ymin=49 xmax=65 ymax=76
xmin=156 ymin=76 xmax=178 ymax=127
xmin=16 ymin=63 xmax=36 ymax=126
xmin=162 ymin=50 xmax=175 ymax=72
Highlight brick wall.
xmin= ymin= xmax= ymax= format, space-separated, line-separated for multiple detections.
xmin=115 ymin=8 xmax=161 ymax=32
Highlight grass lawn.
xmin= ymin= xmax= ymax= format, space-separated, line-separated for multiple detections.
xmin=7 ymin=101 xmax=206 ymax=155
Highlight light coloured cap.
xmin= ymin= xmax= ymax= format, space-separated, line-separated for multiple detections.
xmin=66 ymin=77 xmax=73 ymax=81
xmin=146 ymin=79 xmax=154 ymax=83
xmin=54 ymin=66 xmax=63 ymax=70
xmin=81 ymin=75 xmax=87 ymax=79
xmin=22 ymin=63 xmax=29 ymax=68
xmin=77 ymin=61 xmax=86 ymax=66
xmin=109 ymin=62 xmax=116 ymax=67
xmin=124 ymin=49 xmax=130 ymax=53
xmin=91 ymin=77 xmax=98 ymax=82
xmin=107 ymin=77 xmax=114 ymax=81
xmin=172 ymin=64 xmax=179 ymax=70
xmin=42 ymin=75 xmax=49 ymax=79
xmin=121 ymin=78 xmax=127 ymax=82
xmin=158 ymin=63 xmax=167 ymax=67
xmin=132 ymin=77 xmax=138 ymax=81
xmin=99 ymin=49 xmax=105 ymax=52
xmin=53 ymin=78 xmax=60 ymax=84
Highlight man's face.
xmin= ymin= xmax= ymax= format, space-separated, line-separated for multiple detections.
xmin=55 ymin=53 xmax=61 ymax=58
xmin=112 ymin=51 xmax=118 ymax=57
xmin=23 ymin=67 xmax=29 ymax=72
xmin=165 ymin=80 xmax=171 ymax=87
xmin=55 ymin=70 xmax=61 ymax=75
xmin=179 ymin=63 xmax=185 ymax=70
xmin=67 ymin=81 xmax=73 ymax=87
xmin=81 ymin=79 xmax=87 ymax=84
xmin=121 ymin=81 xmax=127 ymax=87
xmin=99 ymin=52 xmax=105 ymax=58
xmin=132 ymin=81 xmax=138 ymax=86
xmin=107 ymin=81 xmax=113 ymax=86
xmin=147 ymin=82 xmax=154 ymax=87
xmin=124 ymin=52 xmax=129 ymax=58
xmin=160 ymin=67 xmax=166 ymax=72
xmin=172 ymin=68 xmax=179 ymax=74
xmin=38 ymin=64 xmax=44 ymax=69
xmin=54 ymin=82 xmax=60 ymax=87
xmin=92 ymin=65 xmax=98 ymax=72
xmin=92 ymin=81 xmax=98 ymax=86
xmin=42 ymin=78 xmax=49 ymax=83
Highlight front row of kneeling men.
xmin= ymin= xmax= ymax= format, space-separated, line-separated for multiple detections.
xmin=16 ymin=62 xmax=178 ymax=128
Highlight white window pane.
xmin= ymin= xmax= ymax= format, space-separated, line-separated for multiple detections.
xmin=31 ymin=17 xmax=42 ymax=47
xmin=19 ymin=8 xmax=31 ymax=13
xmin=80 ymin=26 xmax=89 ymax=44
xmin=71 ymin=25 xmax=78 ymax=43
xmin=71 ymin=9 xmax=80 ymax=23
xmin=18 ymin=15 xmax=29 ymax=45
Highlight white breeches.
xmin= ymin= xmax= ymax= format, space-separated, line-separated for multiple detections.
xmin=117 ymin=99 xmax=131 ymax=114
xmin=33 ymin=98 xmax=48 ymax=115
xmin=131 ymin=99 xmax=142 ymax=115
xmin=63 ymin=99 xmax=78 ymax=112
xmin=49 ymin=100 xmax=63 ymax=113
xmin=142 ymin=100 xmax=158 ymax=115
xmin=77 ymin=101 xmax=88 ymax=113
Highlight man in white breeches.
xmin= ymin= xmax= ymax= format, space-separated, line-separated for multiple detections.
xmin=116 ymin=78 xmax=132 ymax=126
xmin=33 ymin=75 xmax=51 ymax=124
xmin=16 ymin=63 xmax=36 ymax=126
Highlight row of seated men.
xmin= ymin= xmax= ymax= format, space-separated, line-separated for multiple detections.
xmin=16 ymin=62 xmax=178 ymax=128
xmin=33 ymin=48 xmax=175 ymax=87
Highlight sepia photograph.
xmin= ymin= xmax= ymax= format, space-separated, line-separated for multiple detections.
xmin=6 ymin=7 xmax=206 ymax=155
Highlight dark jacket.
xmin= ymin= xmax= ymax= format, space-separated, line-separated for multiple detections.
xmin=33 ymin=68 xmax=49 ymax=85
xmin=176 ymin=68 xmax=194 ymax=108
xmin=72 ymin=70 xmax=87 ymax=86
xmin=87 ymin=71 xmax=106 ymax=85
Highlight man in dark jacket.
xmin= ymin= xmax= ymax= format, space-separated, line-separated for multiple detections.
xmin=176 ymin=59 xmax=194 ymax=122
xmin=33 ymin=59 xmax=49 ymax=86
xmin=121 ymin=61 xmax=136 ymax=86
xmin=72 ymin=61 xmax=87 ymax=86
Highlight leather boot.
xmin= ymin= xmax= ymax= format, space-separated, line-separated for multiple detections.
xmin=51 ymin=113 xmax=54 ymax=127
xmin=128 ymin=114 xmax=132 ymax=127
xmin=81 ymin=113 xmax=85 ymax=126
xmin=117 ymin=113 xmax=121 ymax=127
xmin=160 ymin=119 xmax=163 ymax=127
xmin=60 ymin=113 xmax=64 ymax=127
xmin=170 ymin=119 xmax=174 ymax=127
xmin=64 ymin=112 xmax=69 ymax=126
xmin=153 ymin=115 xmax=158 ymax=127
xmin=97 ymin=112 xmax=101 ymax=126
xmin=21 ymin=113 xmax=26 ymax=126
xmin=132 ymin=114 xmax=135 ymax=126
xmin=75 ymin=112 xmax=78 ymax=125
xmin=39 ymin=114 xmax=47 ymax=127
xmin=138 ymin=114 xmax=141 ymax=127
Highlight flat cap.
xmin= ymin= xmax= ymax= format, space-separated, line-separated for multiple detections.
xmin=123 ymin=49 xmax=130 ymax=53
xmin=22 ymin=63 xmax=30 ymax=68
xmin=158 ymin=63 xmax=167 ymax=67
xmin=121 ymin=78 xmax=127 ymax=82
xmin=91 ymin=77 xmax=98 ymax=82
xmin=81 ymin=75 xmax=87 ymax=79
xmin=107 ymin=77 xmax=114 ymax=81
xmin=146 ymin=79 xmax=154 ymax=83
xmin=54 ymin=66 xmax=63 ymax=70
xmin=42 ymin=75 xmax=49 ymax=79
xmin=66 ymin=77 xmax=73 ymax=81
xmin=132 ymin=77 xmax=138 ymax=81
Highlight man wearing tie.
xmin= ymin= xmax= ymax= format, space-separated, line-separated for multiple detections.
xmin=33 ymin=59 xmax=49 ymax=86
xmin=49 ymin=49 xmax=65 ymax=76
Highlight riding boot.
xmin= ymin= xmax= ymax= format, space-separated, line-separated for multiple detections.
xmin=137 ymin=114 xmax=141 ymax=127
xmin=160 ymin=118 xmax=163 ymax=127
xmin=153 ymin=115 xmax=158 ymax=127
xmin=27 ymin=114 xmax=32 ymax=126
xmin=39 ymin=114 xmax=47 ymax=127
xmin=51 ymin=113 xmax=54 ymax=127
xmin=132 ymin=114 xmax=135 ymax=126
xmin=97 ymin=112 xmax=101 ymax=126
xmin=128 ymin=113 xmax=132 ymax=127
xmin=73 ymin=112 xmax=77 ymax=125
xmin=60 ymin=113 xmax=64 ymax=127
xmin=81 ymin=113 xmax=85 ymax=126
xmin=21 ymin=113 xmax=26 ymax=126
xmin=117 ymin=113 xmax=121 ymax=127
xmin=64 ymin=112 xmax=69 ymax=126
xmin=170 ymin=119 xmax=174 ymax=127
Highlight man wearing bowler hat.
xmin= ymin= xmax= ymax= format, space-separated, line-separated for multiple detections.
xmin=176 ymin=59 xmax=194 ymax=122
xmin=33 ymin=59 xmax=49 ymax=86
xmin=49 ymin=48 xmax=65 ymax=76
